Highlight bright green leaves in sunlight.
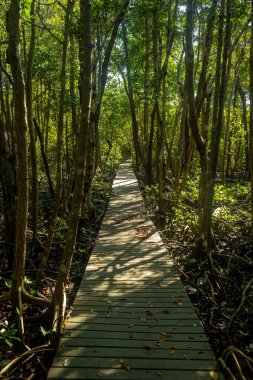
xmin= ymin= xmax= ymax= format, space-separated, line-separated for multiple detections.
xmin=21 ymin=0 xmax=33 ymax=18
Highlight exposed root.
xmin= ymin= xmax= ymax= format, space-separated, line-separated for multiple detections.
xmin=218 ymin=346 xmax=253 ymax=380
xmin=0 ymin=344 xmax=53 ymax=378
xmin=227 ymin=277 xmax=253 ymax=329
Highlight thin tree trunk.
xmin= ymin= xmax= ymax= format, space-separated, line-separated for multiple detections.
xmin=51 ymin=0 xmax=92 ymax=333
xmin=237 ymin=78 xmax=249 ymax=177
xmin=122 ymin=24 xmax=142 ymax=170
xmin=201 ymin=0 xmax=231 ymax=248
xmin=33 ymin=118 xmax=54 ymax=197
xmin=36 ymin=0 xmax=73 ymax=288
xmin=249 ymin=0 xmax=253 ymax=235
xmin=6 ymin=0 xmax=28 ymax=324
xmin=26 ymin=0 xmax=38 ymax=240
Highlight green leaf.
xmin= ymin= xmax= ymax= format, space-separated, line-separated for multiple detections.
xmin=0 ymin=359 xmax=10 ymax=367
xmin=40 ymin=326 xmax=47 ymax=336
xmin=4 ymin=338 xmax=13 ymax=348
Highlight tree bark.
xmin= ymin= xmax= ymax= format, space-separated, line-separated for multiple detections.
xmin=122 ymin=24 xmax=142 ymax=170
xmin=51 ymin=0 xmax=92 ymax=333
xmin=26 ymin=0 xmax=38 ymax=240
xmin=249 ymin=0 xmax=253 ymax=235
xmin=6 ymin=0 xmax=28 ymax=315
xmin=35 ymin=0 xmax=73 ymax=288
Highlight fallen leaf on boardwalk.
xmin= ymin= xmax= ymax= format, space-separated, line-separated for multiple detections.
xmin=160 ymin=332 xmax=168 ymax=337
xmin=155 ymin=371 xmax=162 ymax=377
xmin=209 ymin=370 xmax=220 ymax=379
xmin=183 ymin=354 xmax=190 ymax=360
xmin=129 ymin=333 xmax=133 ymax=339
xmin=159 ymin=333 xmax=170 ymax=343
xmin=128 ymin=324 xmax=134 ymax=328
xmin=118 ymin=358 xmax=130 ymax=371
xmin=143 ymin=345 xmax=151 ymax=351
xmin=106 ymin=306 xmax=112 ymax=318
xmin=146 ymin=310 xmax=154 ymax=316
xmin=169 ymin=349 xmax=176 ymax=355
xmin=188 ymin=336 xmax=195 ymax=340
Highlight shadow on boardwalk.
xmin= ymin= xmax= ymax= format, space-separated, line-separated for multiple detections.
xmin=47 ymin=162 xmax=223 ymax=380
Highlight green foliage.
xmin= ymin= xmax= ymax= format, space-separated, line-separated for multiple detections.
xmin=100 ymin=79 xmax=130 ymax=165
xmin=141 ymin=184 xmax=159 ymax=211
xmin=0 ymin=321 xmax=21 ymax=348
xmin=40 ymin=326 xmax=51 ymax=337
xmin=21 ymin=0 xmax=33 ymax=17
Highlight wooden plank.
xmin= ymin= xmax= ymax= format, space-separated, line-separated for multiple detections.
xmin=73 ymin=300 xmax=192 ymax=307
xmin=55 ymin=346 xmax=215 ymax=360
xmin=80 ymin=281 xmax=184 ymax=287
xmin=51 ymin=357 xmax=218 ymax=371
xmin=48 ymin=367 xmax=218 ymax=380
xmin=69 ymin=308 xmax=198 ymax=318
xmin=73 ymin=302 xmax=192 ymax=308
xmin=63 ymin=330 xmax=207 ymax=342
xmin=70 ymin=306 xmax=194 ymax=314
xmin=74 ymin=295 xmax=190 ymax=301
xmin=69 ymin=311 xmax=198 ymax=321
xmin=64 ymin=323 xmax=203 ymax=333
xmin=76 ymin=290 xmax=188 ymax=296
xmin=60 ymin=337 xmax=212 ymax=350
xmin=65 ymin=319 xmax=202 ymax=327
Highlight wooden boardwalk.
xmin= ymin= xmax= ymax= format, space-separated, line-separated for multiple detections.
xmin=48 ymin=162 xmax=223 ymax=380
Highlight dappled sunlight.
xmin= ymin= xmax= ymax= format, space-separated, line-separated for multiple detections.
xmin=48 ymin=163 xmax=223 ymax=380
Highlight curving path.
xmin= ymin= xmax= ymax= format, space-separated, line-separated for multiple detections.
xmin=47 ymin=162 xmax=223 ymax=380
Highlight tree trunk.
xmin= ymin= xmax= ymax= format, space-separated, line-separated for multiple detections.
xmin=6 ymin=0 xmax=28 ymax=316
xmin=35 ymin=0 xmax=73 ymax=288
xmin=51 ymin=0 xmax=92 ymax=333
xmin=0 ymin=117 xmax=16 ymax=270
xmin=26 ymin=0 xmax=38 ymax=240
xmin=201 ymin=0 xmax=231 ymax=247
xmin=249 ymin=0 xmax=253 ymax=235
xmin=122 ymin=24 xmax=142 ymax=170
xmin=237 ymin=78 xmax=249 ymax=177
xmin=33 ymin=117 xmax=54 ymax=197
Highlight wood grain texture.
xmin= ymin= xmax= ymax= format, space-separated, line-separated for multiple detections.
xmin=47 ymin=162 xmax=223 ymax=380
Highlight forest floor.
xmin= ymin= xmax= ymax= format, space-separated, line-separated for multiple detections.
xmin=0 ymin=166 xmax=253 ymax=380
xmin=139 ymin=176 xmax=253 ymax=380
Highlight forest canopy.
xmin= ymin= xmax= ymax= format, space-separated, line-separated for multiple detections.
xmin=0 ymin=0 xmax=253 ymax=378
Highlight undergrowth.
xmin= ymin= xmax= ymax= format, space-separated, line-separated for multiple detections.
xmin=140 ymin=177 xmax=253 ymax=380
